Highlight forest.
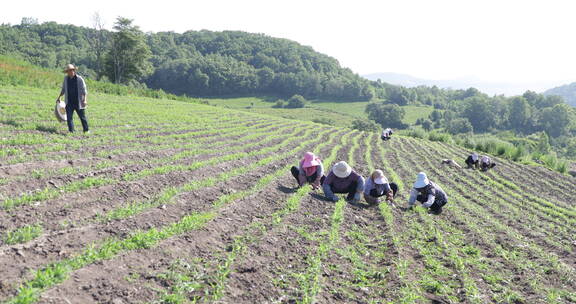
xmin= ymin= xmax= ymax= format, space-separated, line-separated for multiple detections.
xmin=0 ymin=17 xmax=374 ymax=100
xmin=1 ymin=17 xmax=575 ymax=160
xmin=367 ymin=83 xmax=576 ymax=159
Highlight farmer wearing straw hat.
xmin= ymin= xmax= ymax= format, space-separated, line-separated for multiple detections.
xmin=323 ymin=161 xmax=365 ymax=203
xmin=290 ymin=152 xmax=325 ymax=190
xmin=56 ymin=64 xmax=89 ymax=133
xmin=408 ymin=172 xmax=448 ymax=214
xmin=364 ymin=170 xmax=398 ymax=205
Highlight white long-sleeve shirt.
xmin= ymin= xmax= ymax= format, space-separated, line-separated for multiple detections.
xmin=407 ymin=182 xmax=447 ymax=208
xmin=408 ymin=189 xmax=435 ymax=207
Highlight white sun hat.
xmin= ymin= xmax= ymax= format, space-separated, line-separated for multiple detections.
xmin=372 ymin=170 xmax=388 ymax=184
xmin=413 ymin=172 xmax=430 ymax=188
xmin=332 ymin=161 xmax=352 ymax=178
xmin=54 ymin=100 xmax=67 ymax=122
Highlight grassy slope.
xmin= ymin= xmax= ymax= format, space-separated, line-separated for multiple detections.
xmin=207 ymin=97 xmax=433 ymax=127
xmin=1 ymin=77 xmax=575 ymax=304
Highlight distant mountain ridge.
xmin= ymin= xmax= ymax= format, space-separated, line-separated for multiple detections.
xmin=544 ymin=82 xmax=576 ymax=107
xmin=363 ymin=72 xmax=559 ymax=97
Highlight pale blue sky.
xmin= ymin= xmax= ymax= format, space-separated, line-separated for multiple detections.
xmin=3 ymin=0 xmax=576 ymax=92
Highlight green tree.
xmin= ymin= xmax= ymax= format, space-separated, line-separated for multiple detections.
xmin=461 ymin=96 xmax=495 ymax=133
xmin=86 ymin=12 xmax=108 ymax=80
xmin=386 ymin=86 xmax=410 ymax=105
xmin=445 ymin=118 xmax=473 ymax=134
xmin=351 ymin=119 xmax=380 ymax=132
xmin=421 ymin=119 xmax=433 ymax=131
xmin=365 ymin=103 xmax=406 ymax=129
xmin=429 ymin=110 xmax=442 ymax=122
xmin=538 ymin=104 xmax=573 ymax=137
xmin=508 ymin=96 xmax=531 ymax=133
xmin=105 ymin=17 xmax=152 ymax=84
xmin=285 ymin=94 xmax=306 ymax=108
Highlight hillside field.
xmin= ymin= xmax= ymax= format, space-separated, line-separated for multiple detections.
xmin=0 ymin=85 xmax=575 ymax=304
xmin=206 ymin=97 xmax=433 ymax=127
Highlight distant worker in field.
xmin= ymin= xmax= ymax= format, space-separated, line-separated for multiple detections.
xmin=323 ymin=161 xmax=365 ymax=203
xmin=480 ymin=155 xmax=496 ymax=171
xmin=381 ymin=128 xmax=393 ymax=141
xmin=364 ymin=169 xmax=398 ymax=205
xmin=290 ymin=152 xmax=325 ymax=190
xmin=56 ymin=64 xmax=89 ymax=133
xmin=441 ymin=159 xmax=462 ymax=169
xmin=465 ymin=152 xmax=479 ymax=169
xmin=408 ymin=172 xmax=448 ymax=214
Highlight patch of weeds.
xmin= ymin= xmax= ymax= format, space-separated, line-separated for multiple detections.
xmin=3 ymin=224 xmax=43 ymax=245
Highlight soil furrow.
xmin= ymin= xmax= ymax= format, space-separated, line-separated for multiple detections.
xmin=33 ymin=129 xmax=347 ymax=304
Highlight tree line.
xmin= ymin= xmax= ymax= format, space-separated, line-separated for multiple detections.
xmin=365 ymin=85 xmax=576 ymax=158
xmin=0 ymin=17 xmax=373 ymax=100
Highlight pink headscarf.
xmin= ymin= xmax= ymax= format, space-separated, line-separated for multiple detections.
xmin=301 ymin=152 xmax=321 ymax=176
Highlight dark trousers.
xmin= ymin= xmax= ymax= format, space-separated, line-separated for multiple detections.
xmin=465 ymin=156 xmax=478 ymax=169
xmin=369 ymin=182 xmax=399 ymax=198
xmin=330 ymin=181 xmax=358 ymax=201
xmin=416 ymin=195 xmax=447 ymax=214
xmin=290 ymin=166 xmax=325 ymax=185
xmin=480 ymin=162 xmax=496 ymax=171
xmin=66 ymin=103 xmax=89 ymax=132
xmin=381 ymin=135 xmax=390 ymax=141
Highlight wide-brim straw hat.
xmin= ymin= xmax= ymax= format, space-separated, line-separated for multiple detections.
xmin=332 ymin=161 xmax=352 ymax=178
xmin=413 ymin=172 xmax=430 ymax=188
xmin=63 ymin=64 xmax=77 ymax=73
xmin=372 ymin=170 xmax=388 ymax=184
xmin=54 ymin=101 xmax=67 ymax=122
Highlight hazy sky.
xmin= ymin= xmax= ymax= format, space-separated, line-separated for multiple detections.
xmin=3 ymin=0 xmax=576 ymax=90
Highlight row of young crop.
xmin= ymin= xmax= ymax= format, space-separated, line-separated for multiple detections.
xmin=418 ymin=139 xmax=575 ymax=253
xmin=0 ymin=121 xmax=309 ymax=249
xmin=0 ymin=114 xmax=272 ymax=164
xmin=139 ymin=130 xmax=358 ymax=303
xmin=396 ymin=137 xmax=575 ymax=303
xmin=2 ymin=122 xmax=348 ymax=303
xmin=0 ymin=118 xmax=288 ymax=186
xmin=149 ymin=129 xmax=353 ymax=303
xmin=0 ymin=124 xmax=294 ymax=212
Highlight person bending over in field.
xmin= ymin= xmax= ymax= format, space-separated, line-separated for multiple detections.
xmin=480 ymin=155 xmax=496 ymax=171
xmin=441 ymin=159 xmax=462 ymax=169
xmin=56 ymin=64 xmax=89 ymax=133
xmin=290 ymin=152 xmax=325 ymax=190
xmin=323 ymin=161 xmax=365 ymax=203
xmin=363 ymin=170 xmax=398 ymax=206
xmin=408 ymin=172 xmax=448 ymax=214
xmin=465 ymin=152 xmax=479 ymax=169
xmin=381 ymin=128 xmax=393 ymax=141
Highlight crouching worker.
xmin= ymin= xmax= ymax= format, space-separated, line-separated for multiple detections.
xmin=381 ymin=128 xmax=393 ymax=141
xmin=408 ymin=172 xmax=448 ymax=214
xmin=290 ymin=152 xmax=325 ymax=189
xmin=480 ymin=155 xmax=496 ymax=171
xmin=323 ymin=161 xmax=365 ymax=203
xmin=465 ymin=153 xmax=479 ymax=169
xmin=364 ymin=170 xmax=398 ymax=205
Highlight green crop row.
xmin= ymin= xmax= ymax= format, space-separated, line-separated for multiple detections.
xmin=1 ymin=122 xmax=298 ymax=210
xmin=101 ymin=127 xmax=328 ymax=222
xmin=418 ymin=139 xmax=574 ymax=247
xmin=401 ymin=137 xmax=575 ymax=302
xmin=159 ymin=129 xmax=351 ymax=303
xmin=5 ymin=126 xmax=344 ymax=304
